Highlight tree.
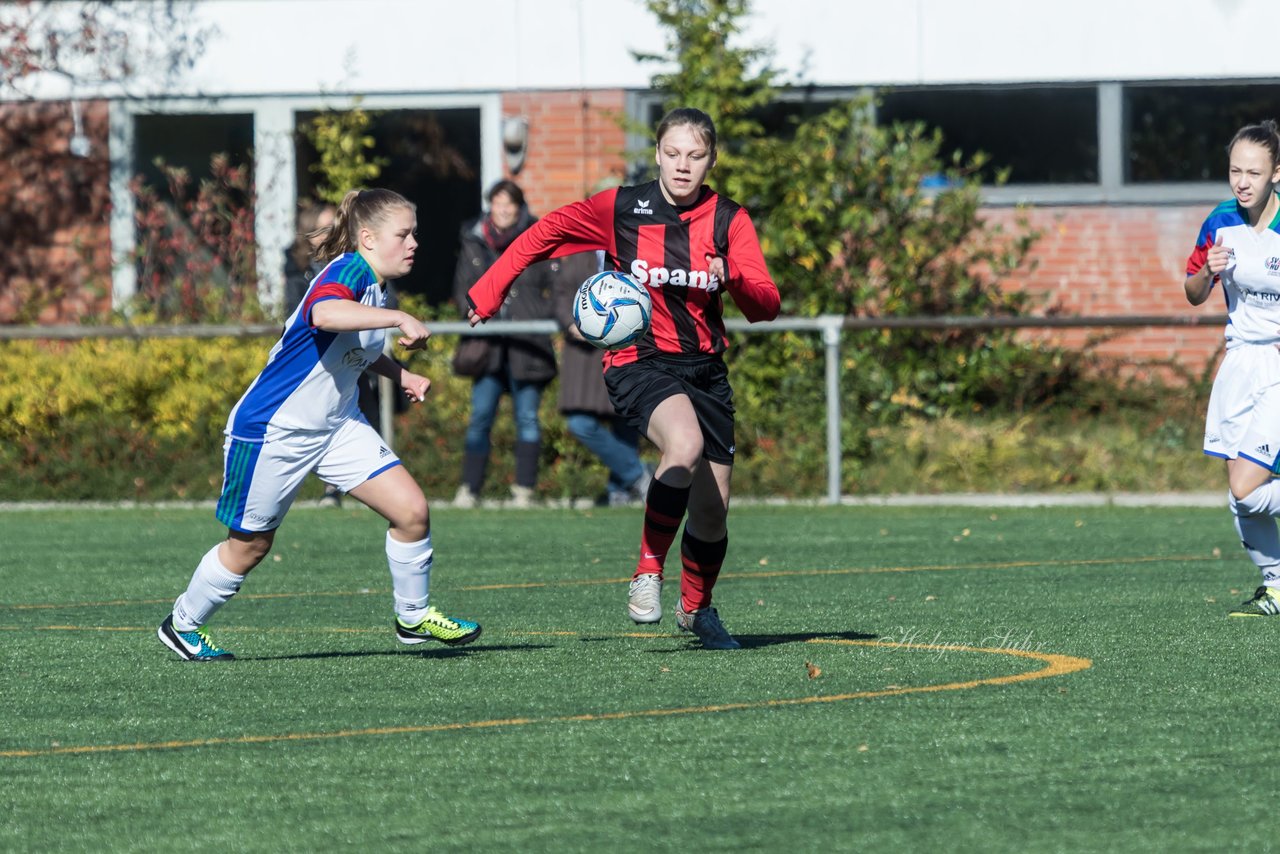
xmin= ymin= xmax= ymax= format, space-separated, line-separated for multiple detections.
xmin=638 ymin=0 xmax=1061 ymax=425
xmin=0 ymin=1 xmax=210 ymax=98
xmin=633 ymin=0 xmax=775 ymax=185
xmin=304 ymin=101 xmax=388 ymax=205
xmin=131 ymin=154 xmax=260 ymax=324
xmin=0 ymin=1 xmax=211 ymax=323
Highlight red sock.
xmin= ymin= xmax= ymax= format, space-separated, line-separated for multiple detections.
xmin=635 ymin=478 xmax=690 ymax=578
xmin=679 ymin=530 xmax=728 ymax=612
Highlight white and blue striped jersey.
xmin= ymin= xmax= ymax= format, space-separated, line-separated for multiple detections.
xmin=1187 ymin=199 xmax=1280 ymax=349
xmin=226 ymin=253 xmax=388 ymax=441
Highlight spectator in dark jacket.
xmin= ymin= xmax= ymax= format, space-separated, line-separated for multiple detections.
xmin=283 ymin=201 xmax=336 ymax=312
xmin=451 ymin=180 xmax=556 ymax=508
xmin=551 ymin=250 xmax=651 ymax=506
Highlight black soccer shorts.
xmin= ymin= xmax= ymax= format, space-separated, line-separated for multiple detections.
xmin=604 ymin=354 xmax=736 ymax=464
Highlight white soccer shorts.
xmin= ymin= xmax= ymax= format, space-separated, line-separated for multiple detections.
xmin=1204 ymin=343 xmax=1280 ymax=471
xmin=215 ymin=417 xmax=401 ymax=532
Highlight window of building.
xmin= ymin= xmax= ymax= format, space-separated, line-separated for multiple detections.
xmin=294 ymin=107 xmax=481 ymax=303
xmin=133 ymin=113 xmax=254 ymax=202
xmin=876 ymin=86 xmax=1099 ymax=184
xmin=1124 ymin=83 xmax=1280 ymax=182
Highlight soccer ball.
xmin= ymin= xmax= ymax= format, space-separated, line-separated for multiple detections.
xmin=572 ymin=271 xmax=652 ymax=350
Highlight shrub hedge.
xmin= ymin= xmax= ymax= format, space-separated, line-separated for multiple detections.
xmin=0 ymin=332 xmax=1219 ymax=502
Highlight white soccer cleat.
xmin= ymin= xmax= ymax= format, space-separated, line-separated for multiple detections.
xmin=627 ymin=573 xmax=663 ymax=624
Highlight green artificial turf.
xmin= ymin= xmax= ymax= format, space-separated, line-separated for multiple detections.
xmin=0 ymin=503 xmax=1271 ymax=851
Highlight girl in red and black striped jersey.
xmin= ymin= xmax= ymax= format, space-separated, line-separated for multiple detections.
xmin=468 ymin=108 xmax=780 ymax=649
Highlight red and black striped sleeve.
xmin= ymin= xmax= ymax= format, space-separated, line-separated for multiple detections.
xmin=723 ymin=209 xmax=780 ymax=322
xmin=467 ymin=190 xmax=617 ymax=319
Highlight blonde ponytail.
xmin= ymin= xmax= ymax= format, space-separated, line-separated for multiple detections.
xmin=312 ymin=188 xmax=415 ymax=263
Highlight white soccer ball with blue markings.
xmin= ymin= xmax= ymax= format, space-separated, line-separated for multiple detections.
xmin=572 ymin=271 xmax=652 ymax=350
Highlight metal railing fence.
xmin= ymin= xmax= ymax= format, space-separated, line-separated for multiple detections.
xmin=0 ymin=313 xmax=1229 ymax=504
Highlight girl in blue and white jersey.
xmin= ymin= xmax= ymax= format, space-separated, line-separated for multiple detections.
xmin=1185 ymin=120 xmax=1280 ymax=616
xmin=157 ymin=188 xmax=481 ymax=660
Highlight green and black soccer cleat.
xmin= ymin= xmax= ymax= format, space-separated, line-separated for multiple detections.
xmin=395 ymin=606 xmax=482 ymax=646
xmin=1229 ymin=586 xmax=1280 ymax=617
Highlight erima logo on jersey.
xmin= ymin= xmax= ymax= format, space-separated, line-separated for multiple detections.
xmin=632 ymin=199 xmax=653 ymax=215
xmin=630 ymin=259 xmax=721 ymax=291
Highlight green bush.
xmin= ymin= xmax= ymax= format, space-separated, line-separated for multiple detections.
xmin=0 ymin=334 xmax=1219 ymax=502
xmin=0 ymin=336 xmax=668 ymax=502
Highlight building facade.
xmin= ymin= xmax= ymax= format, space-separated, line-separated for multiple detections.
xmin=1 ymin=0 xmax=1268 ymax=367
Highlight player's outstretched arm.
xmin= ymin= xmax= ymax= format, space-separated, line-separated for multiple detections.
xmin=469 ymin=194 xmax=615 ymax=319
xmin=311 ymin=300 xmax=430 ymax=349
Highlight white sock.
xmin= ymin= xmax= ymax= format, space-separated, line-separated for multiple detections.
xmin=1230 ymin=493 xmax=1280 ymax=587
xmin=386 ymin=531 xmax=432 ymax=623
xmin=172 ymin=545 xmax=246 ymax=631
xmin=1234 ymin=480 xmax=1280 ymax=517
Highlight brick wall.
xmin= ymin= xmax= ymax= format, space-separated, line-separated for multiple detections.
xmin=501 ymin=89 xmax=629 ymax=214
xmin=985 ymin=205 xmax=1224 ymax=372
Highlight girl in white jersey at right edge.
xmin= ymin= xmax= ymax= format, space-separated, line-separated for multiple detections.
xmin=157 ymin=188 xmax=481 ymax=660
xmin=1185 ymin=120 xmax=1280 ymax=617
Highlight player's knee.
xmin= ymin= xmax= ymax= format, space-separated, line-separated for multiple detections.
xmin=1231 ymin=482 xmax=1256 ymax=504
xmin=1230 ymin=473 xmax=1269 ymax=504
xmin=393 ymin=495 xmax=430 ymax=541
xmin=662 ymin=437 xmax=704 ymax=470
xmin=1228 ymin=458 xmax=1276 ymax=504
xmin=225 ymin=532 xmax=273 ymax=571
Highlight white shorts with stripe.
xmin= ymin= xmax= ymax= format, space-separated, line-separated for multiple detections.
xmin=215 ymin=417 xmax=401 ymax=533
xmin=1204 ymin=343 xmax=1280 ymax=471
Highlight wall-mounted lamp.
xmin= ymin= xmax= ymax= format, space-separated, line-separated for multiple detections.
xmin=502 ymin=115 xmax=529 ymax=175
xmin=69 ymin=98 xmax=91 ymax=158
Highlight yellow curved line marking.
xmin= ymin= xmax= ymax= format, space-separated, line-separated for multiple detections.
xmin=0 ymin=638 xmax=1091 ymax=758
xmin=0 ymin=553 xmax=1216 ymax=611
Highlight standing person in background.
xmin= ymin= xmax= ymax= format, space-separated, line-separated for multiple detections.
xmin=551 ymin=249 xmax=652 ymax=506
xmin=283 ymin=201 xmax=337 ymax=313
xmin=1184 ymin=120 xmax=1280 ymax=617
xmin=157 ymin=188 xmax=480 ymax=661
xmin=467 ymin=108 xmax=780 ymax=649
xmin=451 ymin=180 xmax=556 ymax=509
xmin=284 ymin=200 xmax=400 ymax=508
